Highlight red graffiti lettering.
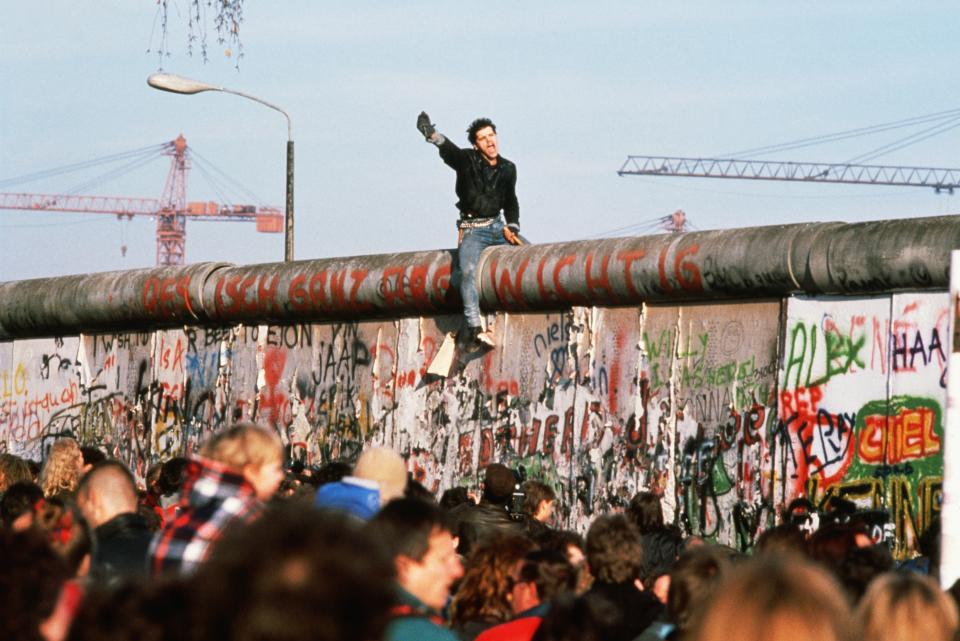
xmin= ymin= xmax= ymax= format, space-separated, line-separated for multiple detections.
xmin=779 ymin=385 xmax=823 ymax=417
xmin=585 ymin=253 xmax=618 ymax=303
xmin=657 ymin=247 xmax=673 ymax=294
xmin=675 ymin=244 xmax=703 ymax=292
xmin=458 ymin=434 xmax=473 ymax=476
xmin=478 ymin=428 xmax=494 ymax=468
xmin=142 ymin=278 xmax=159 ymax=314
xmin=382 ymin=266 xmax=406 ymax=307
xmin=536 ymin=257 xmax=551 ymax=302
xmin=143 ymin=275 xmax=192 ymax=318
xmin=309 ymin=271 xmax=328 ymax=308
xmin=408 ymin=264 xmax=430 ymax=308
xmin=257 ymin=275 xmax=280 ymax=313
xmin=217 ymin=275 xmax=243 ymax=315
xmin=490 ymin=258 xmax=530 ymax=307
xmin=616 ymin=249 xmax=645 ymax=298
xmin=542 ymin=414 xmax=559 ymax=455
xmin=329 ymin=270 xmax=348 ymax=307
xmin=288 ymin=274 xmax=310 ymax=311
xmin=657 ymin=244 xmax=703 ymax=295
xmin=552 ymin=255 xmax=584 ymax=304
xmin=581 ymin=403 xmax=596 ymax=445
xmin=560 ymin=406 xmax=575 ymax=460
xmin=238 ymin=275 xmax=257 ymax=312
xmin=350 ymin=269 xmax=373 ymax=311
xmin=433 ymin=265 xmax=452 ymax=299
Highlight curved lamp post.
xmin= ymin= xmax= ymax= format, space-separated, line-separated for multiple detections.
xmin=147 ymin=72 xmax=295 ymax=262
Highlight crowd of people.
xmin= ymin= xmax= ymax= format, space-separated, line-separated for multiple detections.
xmin=1 ymin=425 xmax=957 ymax=641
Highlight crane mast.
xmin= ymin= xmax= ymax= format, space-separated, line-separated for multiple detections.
xmin=157 ymin=134 xmax=189 ymax=265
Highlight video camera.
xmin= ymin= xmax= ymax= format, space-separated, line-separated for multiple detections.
xmin=508 ymin=465 xmax=527 ymax=522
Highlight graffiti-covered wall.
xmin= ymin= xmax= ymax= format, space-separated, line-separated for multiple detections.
xmin=774 ymin=293 xmax=949 ymax=557
xmin=0 ymin=290 xmax=949 ymax=557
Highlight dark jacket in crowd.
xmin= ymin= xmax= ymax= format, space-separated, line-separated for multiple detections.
xmin=90 ymin=511 xmax=153 ymax=584
xmin=522 ymin=515 xmax=551 ymax=540
xmin=584 ymin=580 xmax=664 ymax=641
xmin=449 ymin=500 xmax=523 ymax=556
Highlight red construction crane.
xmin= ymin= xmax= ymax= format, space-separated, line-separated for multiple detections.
xmin=0 ymin=135 xmax=283 ymax=266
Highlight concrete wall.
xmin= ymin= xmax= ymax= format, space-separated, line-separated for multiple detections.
xmin=0 ymin=291 xmax=948 ymax=557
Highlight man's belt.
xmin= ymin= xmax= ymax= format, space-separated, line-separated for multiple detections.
xmin=457 ymin=215 xmax=499 ymax=230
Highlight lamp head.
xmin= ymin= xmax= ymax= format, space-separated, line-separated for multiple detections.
xmin=147 ymin=73 xmax=218 ymax=95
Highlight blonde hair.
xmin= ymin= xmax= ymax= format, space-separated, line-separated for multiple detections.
xmin=354 ymin=447 xmax=407 ymax=504
xmin=200 ymin=423 xmax=282 ymax=471
xmin=0 ymin=453 xmax=31 ymax=492
xmin=857 ymin=572 xmax=958 ymax=641
xmin=687 ymin=554 xmax=854 ymax=641
xmin=39 ymin=438 xmax=83 ymax=497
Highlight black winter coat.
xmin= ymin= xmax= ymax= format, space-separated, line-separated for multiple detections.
xmin=437 ymin=138 xmax=519 ymax=226
xmin=90 ymin=512 xmax=153 ymax=584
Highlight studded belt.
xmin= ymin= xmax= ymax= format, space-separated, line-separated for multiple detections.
xmin=458 ymin=215 xmax=500 ymax=230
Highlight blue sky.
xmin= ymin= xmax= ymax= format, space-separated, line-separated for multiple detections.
xmin=2 ymin=2 xmax=958 ymax=281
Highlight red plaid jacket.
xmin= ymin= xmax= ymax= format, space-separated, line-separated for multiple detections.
xmin=148 ymin=456 xmax=263 ymax=575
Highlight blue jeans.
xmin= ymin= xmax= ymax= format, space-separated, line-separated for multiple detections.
xmin=458 ymin=218 xmax=508 ymax=328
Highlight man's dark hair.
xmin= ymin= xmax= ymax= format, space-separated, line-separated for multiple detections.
xmin=667 ymin=544 xmax=730 ymax=633
xmin=586 ymin=514 xmax=643 ymax=583
xmin=805 ymin=522 xmax=863 ymax=573
xmin=158 ymin=457 xmax=189 ymax=496
xmin=518 ymin=549 xmax=576 ymax=601
xmin=756 ymin=523 xmax=806 ymax=556
xmin=467 ymin=118 xmax=497 ymax=145
xmin=531 ymin=592 xmax=621 ymax=641
xmin=313 ymin=461 xmax=352 ymax=487
xmin=80 ymin=446 xmax=107 ymax=468
xmin=639 ymin=526 xmax=682 ymax=587
xmin=626 ymin=491 xmax=664 ymax=533
xmin=440 ymin=486 xmax=473 ymax=511
xmin=522 ymin=480 xmax=556 ymax=516
xmin=837 ymin=543 xmax=893 ymax=603
xmin=405 ymin=476 xmax=436 ymax=503
xmin=536 ymin=528 xmax=584 ymax=558
xmin=483 ymin=463 xmax=515 ymax=505
xmin=366 ymin=497 xmax=451 ymax=562
xmin=191 ymin=504 xmax=395 ymax=641
xmin=1 ymin=481 xmax=43 ymax=527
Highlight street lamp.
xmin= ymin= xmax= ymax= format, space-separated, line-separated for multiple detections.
xmin=147 ymin=72 xmax=295 ymax=262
